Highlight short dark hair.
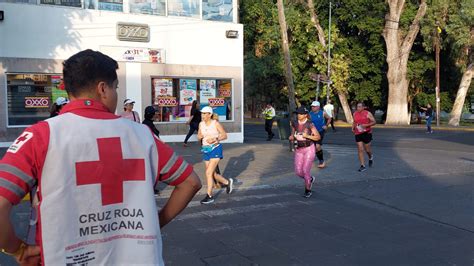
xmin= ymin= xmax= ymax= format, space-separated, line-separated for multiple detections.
xmin=63 ymin=49 xmax=118 ymax=96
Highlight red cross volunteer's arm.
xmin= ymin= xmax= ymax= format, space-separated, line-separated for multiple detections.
xmin=155 ymin=140 xmax=202 ymax=227
xmin=0 ymin=122 xmax=48 ymax=264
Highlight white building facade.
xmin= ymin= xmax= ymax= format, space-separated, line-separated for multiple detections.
xmin=0 ymin=0 xmax=243 ymax=145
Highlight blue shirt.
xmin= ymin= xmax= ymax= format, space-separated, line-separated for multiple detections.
xmin=310 ymin=110 xmax=326 ymax=132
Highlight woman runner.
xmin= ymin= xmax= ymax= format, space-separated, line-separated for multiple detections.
xmin=289 ymin=106 xmax=321 ymax=198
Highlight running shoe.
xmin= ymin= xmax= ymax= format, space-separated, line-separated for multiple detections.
xmin=226 ymin=178 xmax=234 ymax=194
xmin=200 ymin=194 xmax=215 ymax=204
xmin=303 ymin=190 xmax=313 ymax=198
xmin=318 ymin=161 xmax=326 ymax=168
xmin=309 ymin=176 xmax=315 ymax=190
xmin=369 ymin=156 xmax=373 ymax=167
xmin=358 ymin=165 xmax=367 ymax=172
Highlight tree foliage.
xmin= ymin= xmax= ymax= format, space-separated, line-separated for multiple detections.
xmin=241 ymin=0 xmax=472 ymax=120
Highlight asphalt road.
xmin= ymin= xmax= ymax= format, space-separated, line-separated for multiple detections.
xmin=1 ymin=124 xmax=473 ymax=265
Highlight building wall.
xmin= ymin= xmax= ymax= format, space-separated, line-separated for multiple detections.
xmin=0 ymin=2 xmax=244 ymax=144
xmin=0 ymin=3 xmax=243 ymax=66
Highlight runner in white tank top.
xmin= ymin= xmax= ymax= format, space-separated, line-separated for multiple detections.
xmin=198 ymin=106 xmax=234 ymax=204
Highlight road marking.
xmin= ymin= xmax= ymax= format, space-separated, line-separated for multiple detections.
xmin=176 ymin=201 xmax=310 ymax=221
xmin=183 ymin=191 xmax=297 ymax=208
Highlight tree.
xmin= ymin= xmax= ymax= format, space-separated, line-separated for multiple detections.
xmin=446 ymin=0 xmax=474 ymax=126
xmin=383 ymin=0 xmax=427 ymax=125
xmin=306 ymin=0 xmax=353 ymax=123
xmin=276 ymin=0 xmax=297 ymax=112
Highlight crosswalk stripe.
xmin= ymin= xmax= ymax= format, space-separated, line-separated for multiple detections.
xmin=182 ymin=191 xmax=297 ymax=208
xmin=176 ymin=200 xmax=311 ymax=221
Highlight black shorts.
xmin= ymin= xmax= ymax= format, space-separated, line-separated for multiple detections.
xmin=314 ymin=130 xmax=325 ymax=145
xmin=355 ymin=132 xmax=372 ymax=144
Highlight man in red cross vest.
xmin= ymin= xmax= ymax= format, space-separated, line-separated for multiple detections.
xmin=0 ymin=49 xmax=201 ymax=265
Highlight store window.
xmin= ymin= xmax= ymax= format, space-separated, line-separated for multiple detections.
xmin=0 ymin=0 xmax=37 ymax=4
xmin=6 ymin=74 xmax=68 ymax=127
xmin=167 ymin=0 xmax=200 ymax=18
xmin=98 ymin=0 xmax=123 ymax=11
xmin=40 ymin=0 xmax=81 ymax=7
xmin=130 ymin=0 xmax=166 ymax=15
xmin=202 ymin=0 xmax=233 ymax=22
xmin=152 ymin=77 xmax=232 ymax=122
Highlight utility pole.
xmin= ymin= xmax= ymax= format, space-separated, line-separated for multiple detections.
xmin=316 ymin=74 xmax=320 ymax=100
xmin=276 ymin=0 xmax=297 ymax=112
xmin=435 ymin=25 xmax=441 ymax=126
xmin=326 ymin=1 xmax=332 ymax=104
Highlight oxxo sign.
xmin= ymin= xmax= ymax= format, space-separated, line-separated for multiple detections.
xmin=25 ymin=97 xmax=49 ymax=108
xmin=117 ymin=23 xmax=150 ymax=43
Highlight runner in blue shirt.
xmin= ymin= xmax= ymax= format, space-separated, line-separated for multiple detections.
xmin=309 ymin=101 xmax=332 ymax=168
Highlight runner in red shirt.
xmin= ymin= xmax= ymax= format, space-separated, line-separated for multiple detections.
xmin=0 ymin=50 xmax=201 ymax=265
xmin=352 ymin=102 xmax=377 ymax=172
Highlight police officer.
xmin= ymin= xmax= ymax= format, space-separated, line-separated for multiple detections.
xmin=262 ymin=102 xmax=276 ymax=141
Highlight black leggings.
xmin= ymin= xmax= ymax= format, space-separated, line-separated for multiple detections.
xmin=265 ymin=119 xmax=274 ymax=136
xmin=184 ymin=123 xmax=199 ymax=144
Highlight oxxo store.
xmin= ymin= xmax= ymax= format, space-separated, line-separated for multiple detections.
xmin=0 ymin=0 xmax=244 ymax=146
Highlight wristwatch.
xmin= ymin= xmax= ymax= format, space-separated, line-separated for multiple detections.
xmin=1 ymin=242 xmax=27 ymax=259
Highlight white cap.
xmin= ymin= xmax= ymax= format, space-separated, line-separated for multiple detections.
xmin=55 ymin=97 xmax=69 ymax=106
xmin=201 ymin=106 xmax=213 ymax=114
xmin=311 ymin=101 xmax=321 ymax=107
xmin=123 ymin=99 xmax=135 ymax=105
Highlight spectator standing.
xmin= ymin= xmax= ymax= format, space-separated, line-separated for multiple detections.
xmin=120 ymin=98 xmax=140 ymax=122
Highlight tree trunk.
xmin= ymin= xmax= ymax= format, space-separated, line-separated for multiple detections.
xmin=338 ymin=91 xmax=353 ymax=123
xmin=276 ymin=0 xmax=297 ymax=112
xmin=449 ymin=63 xmax=474 ymax=126
xmin=306 ymin=0 xmax=352 ymax=123
xmin=307 ymin=0 xmax=326 ymax=48
xmin=383 ymin=0 xmax=427 ymax=125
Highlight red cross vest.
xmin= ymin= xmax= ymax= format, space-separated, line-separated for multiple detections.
xmin=38 ymin=109 xmax=164 ymax=265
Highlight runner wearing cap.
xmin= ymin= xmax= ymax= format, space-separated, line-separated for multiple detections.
xmin=289 ymin=106 xmax=321 ymax=198
xmin=309 ymin=101 xmax=331 ymax=168
xmin=198 ymin=106 xmax=234 ymax=204
xmin=50 ymin=97 xmax=69 ymax=118
xmin=120 ymin=98 xmax=140 ymax=122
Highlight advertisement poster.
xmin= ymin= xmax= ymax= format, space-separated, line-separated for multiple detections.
xmin=218 ymin=81 xmax=232 ymax=97
xmin=101 ymin=46 xmax=166 ymax=63
xmin=153 ymin=78 xmax=173 ymax=98
xmin=167 ymin=0 xmax=200 ymax=18
xmin=122 ymin=48 xmax=164 ymax=63
xmin=130 ymin=0 xmax=166 ymax=15
xmin=199 ymin=80 xmax=216 ymax=104
xmin=179 ymin=79 xmax=197 ymax=105
xmin=99 ymin=0 xmax=123 ymax=11
xmin=202 ymin=0 xmax=233 ymax=22
xmin=51 ymin=75 xmax=68 ymax=103
xmin=40 ymin=0 xmax=81 ymax=7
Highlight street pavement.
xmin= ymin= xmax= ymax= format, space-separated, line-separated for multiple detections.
xmin=1 ymin=123 xmax=473 ymax=265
